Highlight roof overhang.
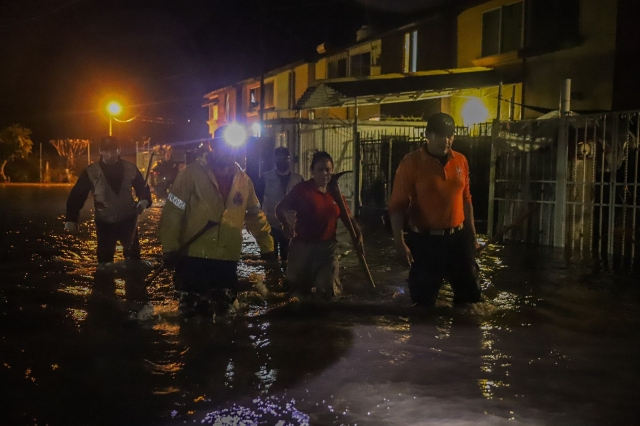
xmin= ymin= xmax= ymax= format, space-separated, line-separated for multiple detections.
xmin=297 ymin=67 xmax=503 ymax=109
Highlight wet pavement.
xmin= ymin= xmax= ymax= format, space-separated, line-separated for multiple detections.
xmin=1 ymin=184 xmax=639 ymax=425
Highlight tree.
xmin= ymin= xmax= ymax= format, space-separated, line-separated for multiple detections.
xmin=49 ymin=139 xmax=89 ymax=178
xmin=0 ymin=124 xmax=33 ymax=182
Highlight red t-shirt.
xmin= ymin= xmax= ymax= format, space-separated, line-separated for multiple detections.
xmin=279 ymin=179 xmax=347 ymax=241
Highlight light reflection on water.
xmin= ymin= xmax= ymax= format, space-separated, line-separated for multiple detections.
xmin=1 ymin=185 xmax=640 ymax=425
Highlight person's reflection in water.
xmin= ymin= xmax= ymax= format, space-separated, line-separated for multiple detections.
xmin=405 ymin=314 xmax=485 ymax=404
xmin=90 ymin=264 xmax=151 ymax=307
xmin=66 ymin=269 xmax=166 ymax=425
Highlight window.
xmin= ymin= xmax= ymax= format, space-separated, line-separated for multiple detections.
xmin=350 ymin=52 xmax=371 ymax=77
xmin=249 ymin=87 xmax=259 ymax=111
xmin=402 ymin=30 xmax=418 ymax=73
xmin=481 ymin=2 xmax=523 ymax=57
xmin=211 ymin=105 xmax=218 ymax=121
xmin=248 ymin=82 xmax=274 ymax=112
xmin=328 ymin=58 xmax=347 ymax=78
xmin=224 ymin=93 xmax=230 ymax=121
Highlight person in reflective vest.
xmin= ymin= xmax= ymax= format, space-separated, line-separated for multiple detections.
xmin=255 ymin=147 xmax=303 ymax=264
xmin=159 ymin=129 xmax=275 ymax=319
xmin=64 ymin=136 xmax=152 ymax=267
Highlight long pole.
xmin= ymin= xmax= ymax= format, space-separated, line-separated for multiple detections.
xmin=553 ymin=78 xmax=571 ymax=247
xmin=109 ymin=116 xmax=113 ymax=136
xmin=87 ymin=140 xmax=91 ymax=165
xmin=328 ymin=171 xmax=375 ymax=288
xmin=39 ymin=143 xmax=42 ymax=183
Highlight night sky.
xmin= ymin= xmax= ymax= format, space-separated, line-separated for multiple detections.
xmin=0 ymin=0 xmax=446 ymax=147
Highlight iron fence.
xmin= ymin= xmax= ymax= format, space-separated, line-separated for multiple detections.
xmin=490 ymin=111 xmax=640 ymax=270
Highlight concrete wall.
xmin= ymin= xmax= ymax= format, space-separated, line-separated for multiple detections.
xmin=522 ymin=0 xmax=617 ymax=114
xmin=458 ymin=0 xmax=617 ymax=115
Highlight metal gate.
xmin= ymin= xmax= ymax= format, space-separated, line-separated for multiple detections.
xmin=359 ymin=127 xmax=423 ymax=212
xmin=298 ymin=122 xmax=355 ymax=202
xmin=490 ymin=111 xmax=640 ymax=270
xmin=357 ymin=126 xmax=493 ymax=232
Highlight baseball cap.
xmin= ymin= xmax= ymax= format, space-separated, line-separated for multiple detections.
xmin=99 ymin=136 xmax=120 ymax=150
xmin=426 ymin=112 xmax=456 ymax=137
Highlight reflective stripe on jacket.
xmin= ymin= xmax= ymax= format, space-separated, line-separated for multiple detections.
xmin=261 ymin=169 xmax=304 ymax=229
xmin=159 ymin=158 xmax=274 ymax=261
xmin=86 ymin=161 xmax=138 ymax=223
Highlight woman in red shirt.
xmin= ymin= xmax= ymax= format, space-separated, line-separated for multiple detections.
xmin=275 ymin=151 xmax=362 ymax=298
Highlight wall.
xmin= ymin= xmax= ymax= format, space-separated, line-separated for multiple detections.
xmin=458 ymin=0 xmax=618 ymax=115
xmin=612 ymin=0 xmax=640 ymax=110
xmin=522 ymin=0 xmax=617 ymax=114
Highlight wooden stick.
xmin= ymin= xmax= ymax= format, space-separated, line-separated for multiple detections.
xmin=328 ymin=171 xmax=376 ymax=288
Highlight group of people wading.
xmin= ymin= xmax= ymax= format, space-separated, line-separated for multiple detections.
xmin=64 ymin=112 xmax=482 ymax=320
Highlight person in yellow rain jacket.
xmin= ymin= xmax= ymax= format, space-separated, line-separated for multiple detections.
xmin=159 ymin=126 xmax=274 ymax=318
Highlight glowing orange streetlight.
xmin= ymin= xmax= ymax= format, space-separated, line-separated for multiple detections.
xmin=106 ymin=101 xmax=122 ymax=136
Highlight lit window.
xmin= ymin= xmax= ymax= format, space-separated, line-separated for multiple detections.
xmin=403 ymin=30 xmax=418 ymax=73
xmin=250 ymin=87 xmax=259 ymax=111
xmin=212 ymin=105 xmax=218 ymax=121
xmin=249 ymin=83 xmax=274 ymax=112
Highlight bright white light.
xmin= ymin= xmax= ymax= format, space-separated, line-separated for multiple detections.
xmin=106 ymin=101 xmax=122 ymax=116
xmin=251 ymin=122 xmax=261 ymax=137
xmin=224 ymin=123 xmax=247 ymax=147
xmin=461 ymin=98 xmax=489 ymax=127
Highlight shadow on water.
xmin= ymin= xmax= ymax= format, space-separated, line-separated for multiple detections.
xmin=1 ymin=185 xmax=640 ymax=425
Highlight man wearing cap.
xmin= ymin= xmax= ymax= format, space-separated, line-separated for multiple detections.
xmin=255 ymin=147 xmax=304 ymax=264
xmin=159 ymin=125 xmax=275 ymax=319
xmin=64 ymin=136 xmax=152 ymax=267
xmin=388 ymin=112 xmax=481 ymax=307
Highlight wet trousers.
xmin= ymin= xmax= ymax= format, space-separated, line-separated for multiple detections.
xmin=285 ymin=239 xmax=341 ymax=297
xmin=406 ymin=228 xmax=481 ymax=306
xmin=174 ymin=257 xmax=238 ymax=310
xmin=271 ymin=227 xmax=290 ymax=261
xmin=95 ymin=215 xmax=140 ymax=263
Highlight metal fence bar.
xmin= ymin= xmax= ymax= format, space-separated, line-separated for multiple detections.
xmin=554 ymin=116 xmax=569 ymax=247
xmin=597 ymin=117 xmax=606 ymax=261
xmin=607 ymin=116 xmax=617 ymax=258
xmin=487 ymin=129 xmax=497 ymax=237
xmin=627 ymin=113 xmax=640 ymax=268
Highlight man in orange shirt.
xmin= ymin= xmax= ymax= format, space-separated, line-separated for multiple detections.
xmin=388 ymin=112 xmax=481 ymax=307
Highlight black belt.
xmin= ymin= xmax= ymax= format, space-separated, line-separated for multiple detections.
xmin=413 ymin=223 xmax=464 ymax=236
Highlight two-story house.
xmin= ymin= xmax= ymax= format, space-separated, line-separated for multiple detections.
xmin=457 ymin=0 xmax=640 ymax=119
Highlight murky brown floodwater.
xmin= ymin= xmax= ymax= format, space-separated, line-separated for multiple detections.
xmin=1 ymin=184 xmax=639 ymax=426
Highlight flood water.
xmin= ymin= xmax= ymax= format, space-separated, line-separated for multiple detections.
xmin=1 ymin=184 xmax=639 ymax=426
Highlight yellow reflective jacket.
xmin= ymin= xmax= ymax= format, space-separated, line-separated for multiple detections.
xmin=159 ymin=158 xmax=273 ymax=261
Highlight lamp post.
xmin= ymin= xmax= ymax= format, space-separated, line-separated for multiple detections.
xmin=106 ymin=101 xmax=122 ymax=136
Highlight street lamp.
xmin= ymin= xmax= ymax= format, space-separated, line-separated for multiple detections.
xmin=106 ymin=101 xmax=122 ymax=136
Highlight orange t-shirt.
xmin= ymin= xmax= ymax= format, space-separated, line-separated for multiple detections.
xmin=388 ymin=146 xmax=472 ymax=231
